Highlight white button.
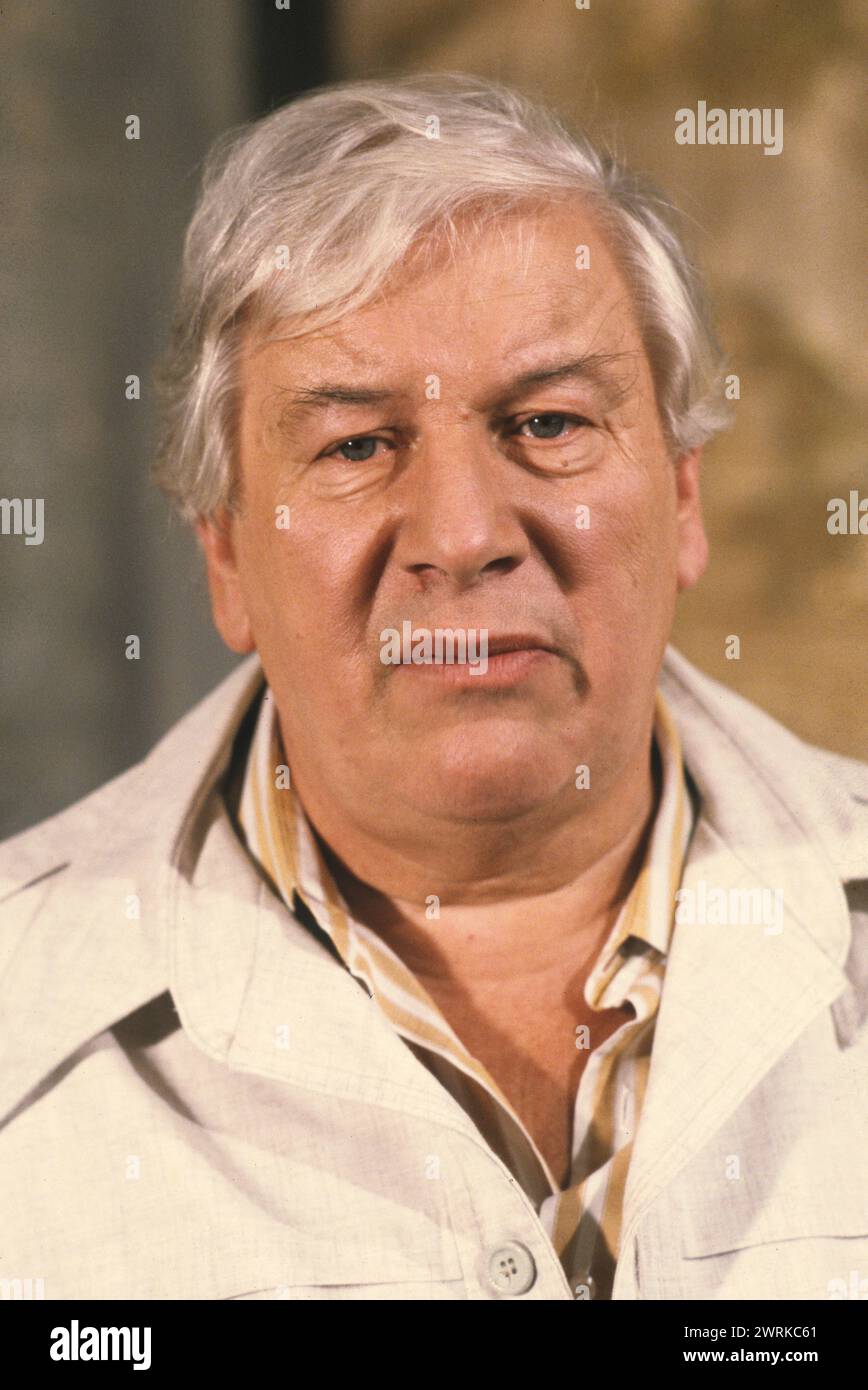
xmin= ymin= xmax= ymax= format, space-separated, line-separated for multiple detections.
xmin=486 ymin=1241 xmax=537 ymax=1295
xmin=573 ymin=1272 xmax=596 ymax=1300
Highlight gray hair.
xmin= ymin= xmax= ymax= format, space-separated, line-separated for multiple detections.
xmin=153 ymin=72 xmax=731 ymax=522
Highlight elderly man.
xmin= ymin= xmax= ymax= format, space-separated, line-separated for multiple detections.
xmin=1 ymin=74 xmax=866 ymax=1303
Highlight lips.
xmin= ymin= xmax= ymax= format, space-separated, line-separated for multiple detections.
xmin=483 ymin=634 xmax=560 ymax=657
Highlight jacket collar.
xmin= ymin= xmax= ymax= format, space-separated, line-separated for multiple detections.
xmin=659 ymin=645 xmax=867 ymax=894
xmin=0 ymin=656 xmax=266 ymax=1126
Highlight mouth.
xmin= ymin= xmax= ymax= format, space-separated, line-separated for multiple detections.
xmin=391 ymin=631 xmax=563 ymax=690
xmin=484 ymin=634 xmax=560 ymax=658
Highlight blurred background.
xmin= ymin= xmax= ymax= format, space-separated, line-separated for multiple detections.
xmin=1 ymin=0 xmax=865 ymax=838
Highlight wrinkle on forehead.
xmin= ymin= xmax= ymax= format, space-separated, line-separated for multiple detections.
xmin=256 ymin=292 xmax=642 ymax=383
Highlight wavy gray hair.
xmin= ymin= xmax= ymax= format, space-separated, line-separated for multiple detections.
xmin=153 ymin=72 xmax=731 ymax=521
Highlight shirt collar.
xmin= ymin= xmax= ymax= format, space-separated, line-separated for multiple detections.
xmin=585 ymin=691 xmax=696 ymax=1008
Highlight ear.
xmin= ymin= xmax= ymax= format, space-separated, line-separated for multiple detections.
xmin=195 ymin=511 xmax=256 ymax=653
xmin=673 ymin=446 xmax=709 ymax=592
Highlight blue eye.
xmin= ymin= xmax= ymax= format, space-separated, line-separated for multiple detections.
xmin=336 ymin=437 xmax=378 ymax=461
xmin=523 ymin=413 xmax=572 ymax=439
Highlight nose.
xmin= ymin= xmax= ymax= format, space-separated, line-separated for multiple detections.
xmin=394 ymin=425 xmax=530 ymax=591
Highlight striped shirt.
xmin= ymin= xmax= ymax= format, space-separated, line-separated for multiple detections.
xmin=235 ymin=684 xmax=695 ymax=1299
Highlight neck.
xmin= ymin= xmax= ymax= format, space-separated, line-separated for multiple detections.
xmin=300 ymin=729 xmax=661 ymax=995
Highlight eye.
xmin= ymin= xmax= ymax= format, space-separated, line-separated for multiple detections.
xmin=517 ymin=412 xmax=589 ymax=441
xmin=330 ymin=436 xmax=383 ymax=462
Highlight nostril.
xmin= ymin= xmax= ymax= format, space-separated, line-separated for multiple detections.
xmin=483 ymin=556 xmax=521 ymax=576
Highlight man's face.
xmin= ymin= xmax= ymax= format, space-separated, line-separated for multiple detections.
xmin=200 ymin=201 xmax=707 ymax=830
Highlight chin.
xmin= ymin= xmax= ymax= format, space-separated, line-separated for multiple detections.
xmin=403 ymin=725 xmax=575 ymax=823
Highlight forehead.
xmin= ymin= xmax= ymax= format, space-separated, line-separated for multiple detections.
xmin=242 ymin=198 xmax=643 ymax=385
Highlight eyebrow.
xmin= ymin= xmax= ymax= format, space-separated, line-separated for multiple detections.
xmin=504 ymin=351 xmax=635 ymax=401
xmin=272 ymin=350 xmax=635 ymax=427
xmin=279 ymin=384 xmax=398 ymax=409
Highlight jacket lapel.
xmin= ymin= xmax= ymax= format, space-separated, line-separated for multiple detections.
xmin=618 ymin=818 xmax=849 ymax=1244
xmin=616 ymin=648 xmax=859 ymax=1256
xmin=169 ymin=805 xmax=491 ymax=1138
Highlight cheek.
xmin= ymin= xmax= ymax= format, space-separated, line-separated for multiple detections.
xmin=567 ymin=463 xmax=679 ymax=631
xmin=239 ymin=504 xmax=372 ymax=662
xmin=582 ymin=463 xmax=675 ymax=575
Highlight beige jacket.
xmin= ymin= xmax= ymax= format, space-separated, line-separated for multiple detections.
xmin=1 ymin=648 xmax=866 ymax=1301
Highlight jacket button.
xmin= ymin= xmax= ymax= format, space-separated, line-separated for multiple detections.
xmin=486 ymin=1241 xmax=537 ymax=1295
